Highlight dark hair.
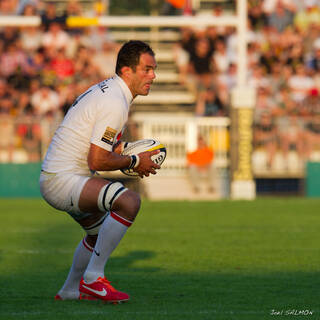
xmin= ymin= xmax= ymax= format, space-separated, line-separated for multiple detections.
xmin=115 ymin=40 xmax=155 ymax=75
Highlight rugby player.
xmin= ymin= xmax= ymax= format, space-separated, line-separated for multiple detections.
xmin=39 ymin=40 xmax=159 ymax=303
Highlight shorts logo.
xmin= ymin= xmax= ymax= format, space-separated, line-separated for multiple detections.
xmin=101 ymin=127 xmax=117 ymax=145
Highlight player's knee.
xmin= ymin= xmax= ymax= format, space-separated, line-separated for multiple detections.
xmin=126 ymin=190 xmax=141 ymax=218
xmin=114 ymin=190 xmax=141 ymax=221
xmin=97 ymin=181 xmax=127 ymax=213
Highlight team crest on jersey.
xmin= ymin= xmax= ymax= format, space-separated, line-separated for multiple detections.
xmin=101 ymin=127 xmax=117 ymax=145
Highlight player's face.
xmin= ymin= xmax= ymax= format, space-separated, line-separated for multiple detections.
xmin=130 ymin=53 xmax=156 ymax=97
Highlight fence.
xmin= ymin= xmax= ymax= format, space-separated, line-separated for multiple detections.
xmin=132 ymin=113 xmax=230 ymax=176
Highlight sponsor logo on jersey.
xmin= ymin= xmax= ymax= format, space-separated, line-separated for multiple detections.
xmin=101 ymin=127 xmax=117 ymax=145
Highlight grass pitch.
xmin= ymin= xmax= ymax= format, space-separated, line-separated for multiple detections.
xmin=0 ymin=198 xmax=319 ymax=320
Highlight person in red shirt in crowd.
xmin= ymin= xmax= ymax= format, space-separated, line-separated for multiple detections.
xmin=50 ymin=48 xmax=75 ymax=81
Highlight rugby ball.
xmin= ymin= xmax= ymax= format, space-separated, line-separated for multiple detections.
xmin=121 ymin=139 xmax=166 ymax=176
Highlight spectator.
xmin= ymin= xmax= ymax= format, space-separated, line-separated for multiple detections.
xmin=247 ymin=42 xmax=261 ymax=69
xmin=269 ymin=62 xmax=286 ymax=95
xmin=0 ymin=26 xmax=19 ymax=46
xmin=294 ymin=0 xmax=320 ymax=32
xmin=273 ymin=85 xmax=295 ymax=117
xmin=15 ymin=91 xmax=33 ymax=116
xmin=0 ymin=41 xmax=29 ymax=78
xmin=288 ymin=64 xmax=315 ymax=102
xmin=285 ymin=43 xmax=304 ymax=70
xmin=73 ymin=46 xmax=100 ymax=85
xmin=173 ymin=27 xmax=194 ymax=85
xmin=20 ymin=26 xmax=43 ymax=53
xmin=248 ymin=1 xmax=267 ymax=31
xmin=26 ymin=47 xmax=46 ymax=79
xmin=59 ymin=84 xmax=77 ymax=115
xmin=262 ymin=0 xmax=297 ymax=15
xmin=189 ymin=37 xmax=214 ymax=89
xmin=31 ymin=86 xmax=60 ymax=117
xmin=186 ymin=135 xmax=215 ymax=193
xmin=259 ymin=45 xmax=278 ymax=74
xmin=0 ymin=78 xmax=15 ymax=114
xmin=268 ymin=0 xmax=294 ymax=32
xmin=0 ymin=0 xmax=18 ymax=15
xmin=50 ymin=48 xmax=75 ymax=81
xmin=300 ymin=88 xmax=320 ymax=118
xmin=42 ymin=22 xmax=70 ymax=51
xmin=248 ymin=65 xmax=270 ymax=90
xmin=16 ymin=111 xmax=42 ymax=161
xmin=254 ymin=87 xmax=277 ymax=122
xmin=278 ymin=115 xmax=305 ymax=162
xmin=307 ymin=43 xmax=320 ymax=72
xmin=217 ymin=62 xmax=237 ymax=92
xmin=253 ymin=112 xmax=278 ymax=169
xmin=212 ymin=39 xmax=229 ymax=73
xmin=92 ymin=42 xmax=117 ymax=79
xmin=41 ymin=2 xmax=66 ymax=31
xmin=17 ymin=0 xmax=41 ymax=15
xmin=195 ymin=86 xmax=227 ymax=117
xmin=161 ymin=0 xmax=185 ymax=15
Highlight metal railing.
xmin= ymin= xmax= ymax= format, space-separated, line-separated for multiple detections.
xmin=132 ymin=113 xmax=230 ymax=176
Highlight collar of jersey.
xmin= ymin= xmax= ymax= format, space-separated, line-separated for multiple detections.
xmin=114 ymin=74 xmax=133 ymax=106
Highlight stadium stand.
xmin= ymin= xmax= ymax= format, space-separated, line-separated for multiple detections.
xmin=0 ymin=0 xmax=320 ymax=197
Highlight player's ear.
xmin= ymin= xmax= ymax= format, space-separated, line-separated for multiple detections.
xmin=121 ymin=66 xmax=133 ymax=77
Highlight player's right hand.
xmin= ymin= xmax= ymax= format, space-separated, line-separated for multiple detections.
xmin=134 ymin=150 xmax=161 ymax=178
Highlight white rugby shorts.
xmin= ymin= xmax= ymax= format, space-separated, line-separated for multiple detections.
xmin=39 ymin=171 xmax=90 ymax=220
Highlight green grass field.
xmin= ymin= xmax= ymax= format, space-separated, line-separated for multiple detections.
xmin=0 ymin=198 xmax=319 ymax=320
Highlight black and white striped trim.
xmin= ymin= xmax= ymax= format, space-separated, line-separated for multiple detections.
xmin=84 ymin=213 xmax=108 ymax=235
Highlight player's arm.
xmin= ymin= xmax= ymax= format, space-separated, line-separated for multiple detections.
xmin=88 ymin=143 xmax=160 ymax=176
xmin=88 ymin=143 xmax=131 ymax=171
xmin=112 ymin=140 xmax=126 ymax=154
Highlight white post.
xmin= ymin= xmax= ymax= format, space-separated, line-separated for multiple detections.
xmin=230 ymin=0 xmax=256 ymax=200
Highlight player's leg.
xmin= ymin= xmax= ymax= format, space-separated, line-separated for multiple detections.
xmin=188 ymin=165 xmax=201 ymax=193
xmin=55 ymin=210 xmax=113 ymax=300
xmin=55 ymin=236 xmax=95 ymax=300
xmin=40 ymin=173 xmax=106 ymax=300
xmin=77 ymin=177 xmax=140 ymax=302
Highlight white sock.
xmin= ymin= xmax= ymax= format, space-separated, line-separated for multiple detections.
xmin=84 ymin=212 xmax=132 ymax=283
xmin=58 ymin=237 xmax=93 ymax=299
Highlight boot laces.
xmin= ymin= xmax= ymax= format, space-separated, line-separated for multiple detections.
xmin=99 ymin=277 xmax=117 ymax=292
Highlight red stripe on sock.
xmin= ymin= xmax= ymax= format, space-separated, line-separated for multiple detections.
xmin=82 ymin=238 xmax=93 ymax=252
xmin=110 ymin=212 xmax=132 ymax=227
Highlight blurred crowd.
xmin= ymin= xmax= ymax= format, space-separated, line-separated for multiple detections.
xmin=0 ymin=0 xmax=119 ymax=162
xmin=173 ymin=0 xmax=320 ymax=171
xmin=0 ymin=0 xmax=320 ymax=172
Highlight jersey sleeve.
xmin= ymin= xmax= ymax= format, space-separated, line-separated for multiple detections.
xmin=90 ymin=99 xmax=127 ymax=152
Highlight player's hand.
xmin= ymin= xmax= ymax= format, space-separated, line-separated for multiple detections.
xmin=134 ymin=150 xmax=161 ymax=178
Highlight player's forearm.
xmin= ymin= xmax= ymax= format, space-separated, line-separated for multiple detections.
xmin=88 ymin=143 xmax=131 ymax=171
xmin=88 ymin=152 xmax=131 ymax=171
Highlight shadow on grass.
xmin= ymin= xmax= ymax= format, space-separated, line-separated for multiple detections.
xmin=0 ymin=253 xmax=319 ymax=320
xmin=1 ymin=201 xmax=319 ymax=320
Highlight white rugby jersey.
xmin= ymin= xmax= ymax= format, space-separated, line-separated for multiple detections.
xmin=42 ymin=75 xmax=133 ymax=175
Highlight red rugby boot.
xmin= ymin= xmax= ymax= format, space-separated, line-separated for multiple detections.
xmin=79 ymin=277 xmax=130 ymax=303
